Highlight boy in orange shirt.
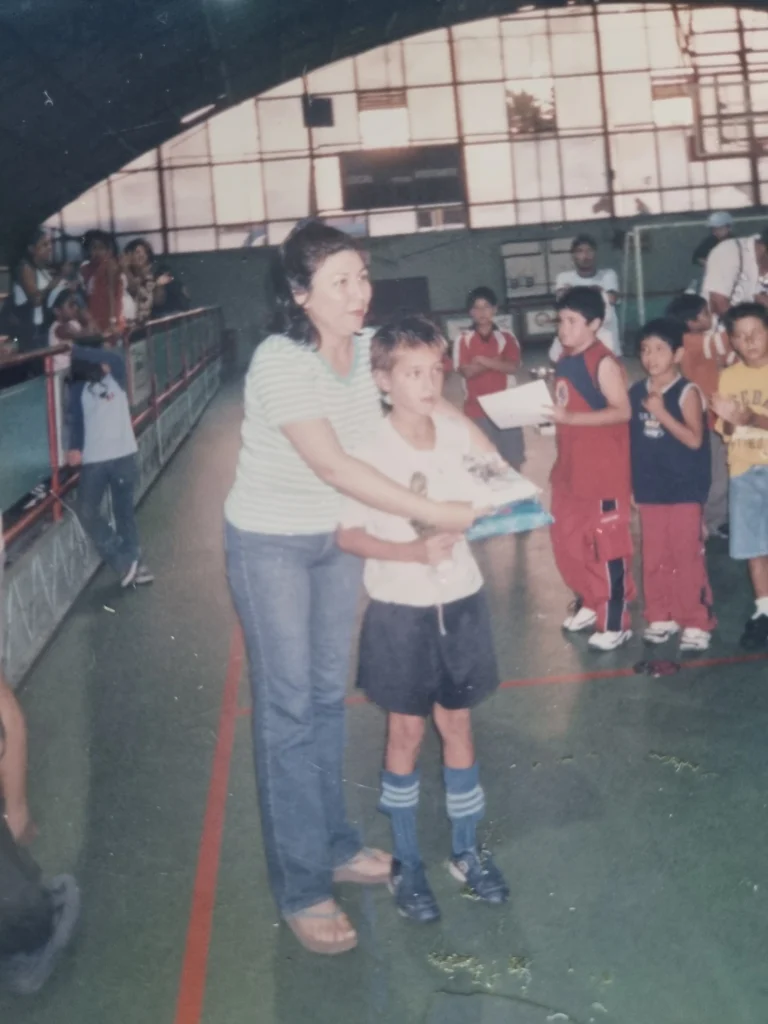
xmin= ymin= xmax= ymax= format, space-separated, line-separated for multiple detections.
xmin=666 ymin=293 xmax=735 ymax=540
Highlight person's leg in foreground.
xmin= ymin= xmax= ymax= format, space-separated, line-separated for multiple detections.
xmin=108 ymin=455 xmax=153 ymax=585
xmin=668 ymin=503 xmax=716 ymax=651
xmin=639 ymin=504 xmax=679 ymax=644
xmin=77 ymin=460 xmax=137 ymax=585
xmin=729 ymin=467 xmax=768 ymax=649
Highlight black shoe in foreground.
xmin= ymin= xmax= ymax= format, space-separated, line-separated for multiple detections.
xmin=449 ymin=849 xmax=510 ymax=905
xmin=740 ymin=614 xmax=768 ymax=651
xmin=0 ymin=875 xmax=80 ymax=995
xmin=388 ymin=859 xmax=441 ymax=923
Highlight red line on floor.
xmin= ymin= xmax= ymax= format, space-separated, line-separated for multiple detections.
xmin=173 ymin=625 xmax=244 ymax=1024
xmin=233 ymin=650 xmax=768 ymax=716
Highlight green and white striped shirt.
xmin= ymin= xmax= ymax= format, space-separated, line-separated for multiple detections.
xmin=225 ymin=330 xmax=382 ymax=535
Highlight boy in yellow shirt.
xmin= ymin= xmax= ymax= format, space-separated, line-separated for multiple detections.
xmin=712 ymin=303 xmax=768 ymax=649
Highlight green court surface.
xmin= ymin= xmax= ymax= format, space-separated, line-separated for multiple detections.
xmin=2 ymin=376 xmax=768 ymax=1024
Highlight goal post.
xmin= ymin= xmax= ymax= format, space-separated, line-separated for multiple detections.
xmin=621 ymin=213 xmax=768 ymax=342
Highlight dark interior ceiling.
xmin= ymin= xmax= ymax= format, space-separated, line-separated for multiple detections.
xmin=0 ymin=0 xmax=765 ymax=245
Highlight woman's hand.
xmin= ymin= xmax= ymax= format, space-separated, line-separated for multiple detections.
xmin=156 ymin=272 xmax=173 ymax=287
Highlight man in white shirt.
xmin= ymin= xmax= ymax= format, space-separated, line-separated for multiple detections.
xmin=549 ymin=234 xmax=621 ymax=360
xmin=702 ymin=227 xmax=768 ymax=318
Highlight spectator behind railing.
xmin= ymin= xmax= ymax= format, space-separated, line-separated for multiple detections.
xmin=121 ymin=238 xmax=176 ymax=328
xmin=0 ymin=229 xmax=70 ymax=353
xmin=149 ymin=258 xmax=190 ymax=318
xmin=79 ymin=230 xmax=125 ymax=338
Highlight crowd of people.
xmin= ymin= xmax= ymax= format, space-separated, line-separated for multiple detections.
xmin=1 ymin=208 xmax=767 ymax=983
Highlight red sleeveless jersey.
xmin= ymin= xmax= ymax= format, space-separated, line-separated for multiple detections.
xmin=551 ymin=341 xmax=631 ymax=501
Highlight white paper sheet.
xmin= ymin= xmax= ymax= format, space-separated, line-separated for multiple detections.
xmin=477 ymin=379 xmax=552 ymax=429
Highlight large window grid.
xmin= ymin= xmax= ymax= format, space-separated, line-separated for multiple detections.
xmin=46 ymin=4 xmax=768 ymax=256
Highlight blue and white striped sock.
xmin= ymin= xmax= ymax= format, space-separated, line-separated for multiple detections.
xmin=379 ymin=769 xmax=421 ymax=868
xmin=444 ymin=763 xmax=485 ymax=857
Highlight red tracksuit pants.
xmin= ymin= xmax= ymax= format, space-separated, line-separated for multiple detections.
xmin=638 ymin=503 xmax=716 ymax=631
xmin=551 ymin=488 xmax=636 ymax=632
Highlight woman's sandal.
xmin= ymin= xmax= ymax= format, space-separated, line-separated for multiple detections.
xmin=285 ymin=901 xmax=358 ymax=956
xmin=333 ymin=847 xmax=392 ymax=885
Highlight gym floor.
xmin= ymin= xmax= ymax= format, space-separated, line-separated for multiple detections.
xmin=2 ymin=366 xmax=767 ymax=1024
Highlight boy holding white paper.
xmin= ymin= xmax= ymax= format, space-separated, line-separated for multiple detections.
xmin=454 ymin=287 xmax=525 ymax=469
xmin=547 ymin=287 xmax=635 ymax=652
xmin=337 ymin=315 xmax=509 ymax=924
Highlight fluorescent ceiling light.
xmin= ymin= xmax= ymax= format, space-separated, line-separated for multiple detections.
xmin=180 ymin=104 xmax=216 ymax=125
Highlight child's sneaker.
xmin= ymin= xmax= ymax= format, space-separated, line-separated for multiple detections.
xmin=588 ymin=630 xmax=632 ymax=651
xmin=388 ymin=860 xmax=441 ymax=923
xmin=740 ymin=614 xmax=768 ymax=651
xmin=120 ymin=560 xmax=139 ymax=588
xmin=562 ymin=601 xmax=597 ymax=633
xmin=643 ymin=621 xmax=680 ymax=645
xmin=449 ymin=849 xmax=509 ymax=905
xmin=679 ymin=627 xmax=711 ymax=652
xmin=135 ymin=564 xmax=155 ymax=585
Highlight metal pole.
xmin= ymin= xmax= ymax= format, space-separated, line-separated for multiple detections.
xmin=634 ymin=226 xmax=646 ymax=327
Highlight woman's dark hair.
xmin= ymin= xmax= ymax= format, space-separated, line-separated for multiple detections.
xmin=270 ymin=219 xmax=364 ymax=346
xmin=637 ymin=317 xmax=684 ymax=353
xmin=10 ymin=227 xmax=49 ymax=279
xmin=665 ymin=293 xmax=707 ymax=325
xmin=82 ymin=229 xmax=118 ymax=258
xmin=466 ymin=286 xmax=498 ymax=310
xmin=124 ymin=237 xmax=155 ymax=262
xmin=556 ymin=285 xmax=605 ymax=324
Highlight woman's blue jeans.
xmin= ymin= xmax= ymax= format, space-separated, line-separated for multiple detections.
xmin=225 ymin=522 xmax=364 ymax=916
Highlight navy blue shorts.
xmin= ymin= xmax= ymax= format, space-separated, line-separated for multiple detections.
xmin=356 ymin=589 xmax=499 ymax=717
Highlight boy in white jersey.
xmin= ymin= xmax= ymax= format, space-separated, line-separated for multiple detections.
xmin=337 ymin=316 xmax=509 ymax=924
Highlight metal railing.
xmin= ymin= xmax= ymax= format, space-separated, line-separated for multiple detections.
xmin=1 ymin=306 xmax=223 ymax=548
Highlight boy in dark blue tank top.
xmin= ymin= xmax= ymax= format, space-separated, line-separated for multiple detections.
xmin=629 ymin=319 xmax=716 ymax=652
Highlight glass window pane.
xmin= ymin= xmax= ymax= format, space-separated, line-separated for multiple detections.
xmin=403 ymin=32 xmax=452 ymax=86
xmin=310 ymin=94 xmax=360 ymax=150
xmin=598 ymin=12 xmax=649 ymax=71
xmin=359 ymin=108 xmax=410 ymax=149
xmin=465 ymin=142 xmax=513 ymax=204
xmin=548 ymin=14 xmax=598 ymax=75
xmin=258 ymin=98 xmax=309 ymax=154
xmin=661 ymin=189 xmax=697 ymax=214
xmin=554 ymin=76 xmax=602 ymax=131
xmin=645 ymin=10 xmax=685 ymax=70
xmin=611 ymin=132 xmax=659 ymax=191
xmin=657 ymin=130 xmax=692 ymax=188
xmin=604 ymin=73 xmax=653 ymax=128
xmin=507 ymin=80 xmax=556 ymax=136
xmin=511 ymin=141 xmax=541 ymax=200
xmin=706 ymin=157 xmax=752 ymax=185
xmin=356 ymin=44 xmax=405 ymax=90
xmin=268 ymin=221 xmax=298 ymax=245
xmin=708 ymin=181 xmax=754 ymax=209
xmin=208 ymin=101 xmax=260 ymax=161
xmin=314 ymin=157 xmax=343 ymax=212
xmin=168 ymin=228 xmax=216 ymax=253
xmin=217 ymin=225 xmax=267 ymax=249
xmin=538 ymin=139 xmax=562 ymax=199
xmin=161 ymin=123 xmax=209 ymax=166
xmin=542 ymin=198 xmax=564 ymax=221
xmin=615 ymin=192 xmax=660 ymax=217
xmin=691 ymin=7 xmax=737 ymax=32
xmin=368 ymin=209 xmax=417 ymax=236
xmin=261 ymin=79 xmax=303 ymax=99
xmin=565 ymin=195 xmax=608 ymax=220
xmin=408 ymin=87 xmax=457 ymax=142
xmin=453 ymin=22 xmax=503 ymax=83
xmin=110 ymin=171 xmax=162 ymax=234
xmin=120 ymin=151 xmax=157 ymax=172
xmin=212 ymin=164 xmax=265 ymax=224
xmin=559 ymin=136 xmax=607 ymax=195
xmin=61 ymin=181 xmax=112 ymax=236
xmin=164 ymin=167 xmax=214 ymax=228
xmin=459 ymin=83 xmax=508 ymax=138
xmin=263 ymin=159 xmax=311 ymax=220
xmin=502 ymin=31 xmax=551 ymax=81
xmin=470 ymin=203 xmax=517 ymax=228
xmin=307 ymin=58 xmax=355 ymax=93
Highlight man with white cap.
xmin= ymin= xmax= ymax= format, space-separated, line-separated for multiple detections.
xmin=692 ymin=211 xmax=733 ymax=269
xmin=702 ymin=223 xmax=768 ymax=318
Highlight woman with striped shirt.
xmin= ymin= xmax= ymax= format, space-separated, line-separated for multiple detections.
xmin=225 ymin=221 xmax=489 ymax=956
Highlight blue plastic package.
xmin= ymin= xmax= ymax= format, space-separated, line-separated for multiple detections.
xmin=466 ymin=499 xmax=554 ymax=541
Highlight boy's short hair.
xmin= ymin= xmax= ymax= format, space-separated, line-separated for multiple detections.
xmin=81 ymin=229 xmax=117 ymax=256
xmin=571 ymin=233 xmax=597 ymax=252
xmin=665 ymin=293 xmax=707 ymax=325
xmin=722 ymin=302 xmax=768 ymax=334
xmin=556 ymin=285 xmax=605 ymax=324
xmin=466 ymin=286 xmax=498 ymax=310
xmin=51 ymin=289 xmax=75 ymax=313
xmin=371 ymin=315 xmax=447 ymax=373
xmin=637 ymin=317 xmax=684 ymax=353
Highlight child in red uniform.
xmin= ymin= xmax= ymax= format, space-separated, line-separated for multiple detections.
xmin=547 ymin=286 xmax=635 ymax=651
xmin=79 ymin=230 xmax=124 ymax=337
xmin=453 ymin=287 xmax=524 ymax=469
xmin=665 ymin=293 xmax=735 ymax=540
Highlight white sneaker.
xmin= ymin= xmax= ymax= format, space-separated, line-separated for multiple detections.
xmin=643 ymin=621 xmax=680 ymax=645
xmin=588 ymin=630 xmax=632 ymax=651
xmin=563 ymin=605 xmax=598 ymax=632
xmin=679 ymin=627 xmax=711 ymax=652
xmin=120 ymin=560 xmax=139 ymax=588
